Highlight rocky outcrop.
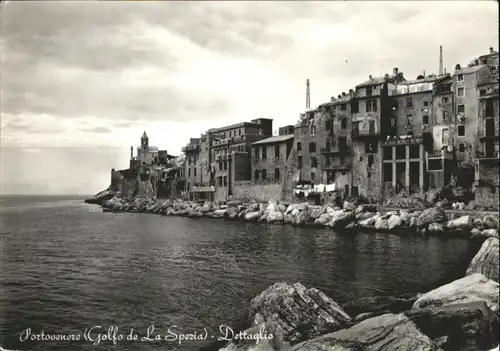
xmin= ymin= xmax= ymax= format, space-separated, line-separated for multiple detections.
xmin=249 ymin=283 xmax=351 ymax=344
xmin=466 ymin=238 xmax=499 ymax=282
xmin=290 ymin=313 xmax=438 ymax=351
xmin=416 ymin=207 xmax=446 ymax=229
xmin=341 ymin=294 xmax=419 ymax=318
xmin=84 ymin=187 xmax=119 ymax=205
xmin=404 ymin=301 xmax=499 ymax=351
xmin=412 ymin=273 xmax=499 ymax=314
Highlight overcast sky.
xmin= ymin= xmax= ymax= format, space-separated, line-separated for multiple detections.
xmin=0 ymin=1 xmax=498 ymax=195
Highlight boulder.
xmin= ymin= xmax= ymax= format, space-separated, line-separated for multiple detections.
xmin=354 ymin=204 xmax=377 ymax=215
xmin=416 ymin=207 xmax=446 ymax=229
xmin=213 ymin=209 xmax=228 ymax=217
xmin=413 ymin=273 xmax=499 ymax=314
xmin=446 ymin=215 xmax=472 ymax=230
xmin=276 ymin=204 xmax=287 ymax=213
xmin=359 ymin=216 xmax=377 ymax=228
xmin=387 ymin=214 xmax=402 ymax=230
xmin=482 ymin=229 xmax=499 ymax=239
xmin=295 ymin=210 xmax=310 ymax=226
xmin=470 ymin=227 xmax=482 ymax=238
xmin=310 ymin=207 xmax=324 ymax=220
xmin=428 ymin=222 xmax=445 ymax=232
xmin=355 ymin=212 xmax=376 ymax=221
xmin=343 ymin=201 xmax=355 ymax=211
xmin=399 ymin=210 xmax=411 ymax=225
xmin=245 ymin=211 xmax=261 ymax=221
xmin=250 ymin=283 xmax=351 ymax=344
xmin=374 ymin=218 xmax=389 ymax=231
xmin=328 ymin=211 xmax=354 ymax=229
xmin=314 ymin=213 xmax=331 ymax=226
xmin=404 ymin=301 xmax=499 ymax=351
xmin=483 ymin=215 xmax=499 ymax=229
xmin=342 ymin=294 xmax=418 ymax=317
xmin=226 ymin=200 xmax=243 ymax=207
xmin=284 ymin=214 xmax=293 ymax=224
xmin=290 ymin=313 xmax=438 ymax=351
xmin=473 ymin=217 xmax=485 ymax=230
xmin=267 ymin=211 xmax=284 ymax=224
xmin=466 ymin=238 xmax=499 ymax=282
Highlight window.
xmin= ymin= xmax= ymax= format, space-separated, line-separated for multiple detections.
xmin=423 ymin=101 xmax=429 ymax=106
xmin=407 ymin=131 xmax=414 ymax=137
xmin=480 ymin=89 xmax=486 ymax=97
xmin=219 ymin=162 xmax=222 ymax=171
xmin=262 ymin=146 xmax=267 ymax=159
xmin=459 ymin=144 xmax=465 ymax=152
xmin=457 ymin=87 xmax=465 ymax=97
xmin=458 ymin=125 xmax=465 ymax=136
xmin=423 ymin=115 xmax=429 ymax=124
xmin=188 ymin=168 xmax=191 ymax=177
xmin=275 ymin=145 xmax=280 ymax=158
xmin=224 ymin=161 xmax=227 ymax=170
xmin=457 ymin=74 xmax=464 ymax=81
xmin=390 ymin=117 xmax=396 ymax=127
xmin=296 ymin=142 xmax=302 ymax=151
xmin=442 ymin=110 xmax=447 ymax=122
xmin=365 ymin=143 xmax=375 ymax=153
xmin=298 ymin=155 xmax=303 ymax=169
xmin=366 ymin=86 xmax=372 ymax=96
xmin=254 ymin=170 xmax=259 ymax=180
xmin=218 ymin=176 xmax=223 ymax=186
xmin=309 ymin=142 xmax=316 ymax=153
xmin=254 ymin=148 xmax=260 ymax=159
xmin=194 ymin=168 xmax=197 ymax=176
xmin=275 ymin=168 xmax=280 ymax=181
xmin=442 ymin=128 xmax=449 ymax=145
xmin=457 ymin=104 xmax=465 ymax=113
xmin=406 ymin=115 xmax=413 ymax=125
xmin=368 ymin=155 xmax=374 ymax=167
xmin=223 ymin=176 xmax=227 ymax=186
xmin=341 ymin=103 xmax=347 ymax=111
xmin=325 ymin=120 xmax=332 ymax=130
xmin=339 ymin=136 xmax=348 ymax=150
xmin=310 ymin=172 xmax=315 ymax=182
xmin=442 ymin=97 xmax=449 ymax=103
xmin=341 ymin=118 xmax=347 ymax=129
xmin=351 ymin=101 xmax=359 ymax=113
xmin=406 ymin=97 xmax=413 ymax=108
xmin=262 ymin=170 xmax=267 ymax=180
xmin=366 ymin=99 xmax=377 ymax=112
xmin=239 ymin=129 xmax=242 ymax=136
xmin=311 ymin=157 xmax=318 ymax=168
xmin=311 ymin=125 xmax=316 ymax=136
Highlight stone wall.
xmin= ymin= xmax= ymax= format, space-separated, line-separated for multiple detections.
xmin=233 ymin=182 xmax=283 ymax=202
xmin=351 ymin=141 xmax=382 ymax=201
xmin=475 ymin=185 xmax=500 ymax=210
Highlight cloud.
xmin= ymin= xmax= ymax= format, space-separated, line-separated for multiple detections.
xmin=80 ymin=126 xmax=112 ymax=134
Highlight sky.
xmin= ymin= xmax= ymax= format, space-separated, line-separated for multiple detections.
xmin=0 ymin=1 xmax=498 ymax=195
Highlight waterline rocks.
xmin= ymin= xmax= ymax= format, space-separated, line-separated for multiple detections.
xmin=98 ymin=196 xmax=499 ymax=239
xmin=249 ymin=283 xmax=351 ymax=344
xmin=466 ymin=238 xmax=499 ymax=282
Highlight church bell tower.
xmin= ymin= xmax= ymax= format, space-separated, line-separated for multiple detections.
xmin=141 ymin=131 xmax=149 ymax=150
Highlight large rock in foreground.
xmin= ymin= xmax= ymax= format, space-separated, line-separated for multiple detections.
xmin=341 ymin=294 xmax=419 ymax=318
xmin=413 ymin=273 xmax=499 ymax=314
xmin=249 ymin=283 xmax=351 ymax=344
xmin=466 ymin=238 xmax=499 ymax=282
xmin=290 ymin=313 xmax=438 ymax=351
xmin=404 ymin=301 xmax=499 ymax=351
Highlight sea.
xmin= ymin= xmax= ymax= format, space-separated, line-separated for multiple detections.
xmin=0 ymin=195 xmax=482 ymax=351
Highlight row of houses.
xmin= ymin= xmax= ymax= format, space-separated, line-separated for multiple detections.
xmin=129 ymin=47 xmax=499 ymax=208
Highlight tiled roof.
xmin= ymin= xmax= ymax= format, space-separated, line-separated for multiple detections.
xmin=252 ymin=134 xmax=294 ymax=145
xmin=455 ymin=65 xmax=487 ymax=75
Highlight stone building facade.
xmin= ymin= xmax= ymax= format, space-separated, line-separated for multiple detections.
xmin=251 ymin=133 xmax=294 ymax=183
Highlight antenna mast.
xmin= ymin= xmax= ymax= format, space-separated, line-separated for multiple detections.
xmin=306 ymin=79 xmax=310 ymax=109
xmin=439 ymin=45 xmax=443 ymax=75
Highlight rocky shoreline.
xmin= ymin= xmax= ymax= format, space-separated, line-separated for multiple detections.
xmin=87 ymin=193 xmax=499 ymax=241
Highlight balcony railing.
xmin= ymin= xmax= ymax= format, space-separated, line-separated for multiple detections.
xmin=215 ymin=154 xmax=232 ymax=161
xmin=252 ymin=156 xmax=286 ymax=163
xmin=427 ymin=148 xmax=454 ymax=159
xmin=478 ymin=129 xmax=499 ymax=141
xmin=476 ymin=150 xmax=500 ymax=160
xmin=381 ymin=136 xmax=424 ymax=147
xmin=351 ymin=129 xmax=379 ymax=138
xmin=324 ymin=161 xmax=351 ymax=170
xmin=320 ymin=146 xmax=351 ymax=154
xmin=181 ymin=144 xmax=200 ymax=152
xmin=212 ymin=139 xmax=231 ymax=147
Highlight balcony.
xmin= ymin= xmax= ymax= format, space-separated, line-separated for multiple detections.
xmin=212 ymin=139 xmax=231 ymax=147
xmin=478 ymin=129 xmax=499 ymax=141
xmin=320 ymin=146 xmax=351 ymax=155
xmin=215 ymin=154 xmax=232 ymax=161
xmin=477 ymin=150 xmax=500 ymax=162
xmin=181 ymin=144 xmax=200 ymax=152
xmin=324 ymin=160 xmax=351 ymax=171
xmin=351 ymin=129 xmax=379 ymax=140
xmin=232 ymin=135 xmax=246 ymax=143
xmin=381 ymin=136 xmax=424 ymax=147
xmin=427 ymin=148 xmax=454 ymax=160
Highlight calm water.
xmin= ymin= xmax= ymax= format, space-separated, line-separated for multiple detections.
xmin=0 ymin=196 xmax=481 ymax=351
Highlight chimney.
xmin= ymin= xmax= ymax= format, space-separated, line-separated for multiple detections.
xmin=342 ymin=92 xmax=346 ymax=96
xmin=338 ymin=94 xmax=342 ymax=99
xmin=423 ymin=70 xmax=426 ymax=78
xmin=349 ymin=89 xmax=353 ymax=97
xmin=455 ymin=64 xmax=461 ymax=70
xmin=384 ymin=73 xmax=389 ymax=79
xmin=331 ymin=96 xmax=336 ymax=102
xmin=369 ymin=75 xmax=372 ymax=80
xmin=490 ymin=47 xmax=494 ymax=54
xmin=130 ymin=145 xmax=133 ymax=160
xmin=393 ymin=67 xmax=399 ymax=75
xmin=444 ymin=68 xmax=447 ymax=74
